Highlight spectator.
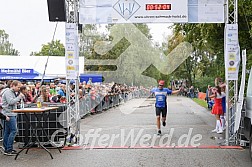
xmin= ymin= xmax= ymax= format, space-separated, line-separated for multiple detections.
xmin=26 ymin=86 xmax=33 ymax=102
xmin=220 ymin=85 xmax=226 ymax=130
xmin=206 ymin=85 xmax=213 ymax=109
xmin=195 ymin=88 xmax=199 ymax=98
xmin=0 ymin=84 xmax=10 ymax=132
xmin=210 ymin=86 xmax=225 ymax=134
xmin=49 ymin=83 xmax=57 ymax=96
xmin=39 ymin=85 xmax=51 ymax=102
xmin=82 ymin=81 xmax=87 ymax=88
xmin=32 ymin=81 xmax=41 ymax=99
xmin=189 ymin=86 xmax=195 ymax=98
xmin=0 ymin=84 xmax=5 ymax=108
xmin=87 ymin=78 xmax=92 ymax=85
xmin=2 ymin=80 xmax=25 ymax=155
xmin=57 ymin=84 xmax=66 ymax=97
xmin=20 ymin=86 xmax=32 ymax=103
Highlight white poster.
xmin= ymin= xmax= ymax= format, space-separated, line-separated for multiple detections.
xmin=65 ymin=23 xmax=79 ymax=79
xmin=188 ymin=0 xmax=225 ymax=23
xmin=79 ymin=0 xmax=188 ymax=24
xmin=196 ymin=0 xmax=225 ymax=4
xmin=234 ymin=50 xmax=246 ymax=133
xmin=225 ymin=24 xmax=240 ymax=81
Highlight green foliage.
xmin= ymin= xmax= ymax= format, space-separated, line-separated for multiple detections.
xmin=142 ymin=64 xmax=170 ymax=87
xmin=25 ymin=1 xmax=252 ymax=86
xmin=165 ymin=1 xmax=252 ymax=89
xmin=81 ymin=23 xmax=160 ymax=86
xmin=31 ymin=40 xmax=65 ymax=56
xmin=133 ymin=23 xmax=152 ymax=39
xmin=0 ymin=29 xmax=19 ymax=55
xmin=79 ymin=24 xmax=103 ymax=57
xmin=193 ymin=76 xmax=215 ymax=92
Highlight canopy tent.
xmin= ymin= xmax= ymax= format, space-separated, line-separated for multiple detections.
xmin=0 ymin=56 xmax=85 ymax=77
xmin=0 ymin=68 xmax=58 ymax=81
xmin=0 ymin=74 xmax=39 ymax=80
xmin=33 ymin=75 xmax=57 ymax=80
xmin=79 ymin=74 xmax=103 ymax=83
xmin=58 ymin=74 xmax=103 ymax=84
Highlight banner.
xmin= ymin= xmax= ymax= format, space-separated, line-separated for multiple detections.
xmin=234 ymin=50 xmax=246 ymax=133
xmin=79 ymin=0 xmax=225 ymax=24
xmin=79 ymin=0 xmax=188 ymax=24
xmin=65 ymin=23 xmax=79 ymax=79
xmin=0 ymin=69 xmax=34 ymax=74
xmin=188 ymin=0 xmax=225 ymax=23
xmin=0 ymin=68 xmax=39 ymax=80
xmin=225 ymin=24 xmax=240 ymax=81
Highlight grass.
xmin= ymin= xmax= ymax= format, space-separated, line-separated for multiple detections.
xmin=192 ymin=98 xmax=208 ymax=109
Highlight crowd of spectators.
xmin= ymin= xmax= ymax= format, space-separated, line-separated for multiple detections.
xmin=0 ymin=79 xmax=152 ymax=148
xmin=170 ymin=80 xmax=199 ymax=98
xmin=0 ymin=79 xmax=152 ymax=110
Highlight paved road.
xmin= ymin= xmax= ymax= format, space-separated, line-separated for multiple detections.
xmin=0 ymin=96 xmax=251 ymax=167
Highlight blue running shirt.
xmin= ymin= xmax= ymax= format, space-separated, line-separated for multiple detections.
xmin=151 ymin=88 xmax=172 ymax=108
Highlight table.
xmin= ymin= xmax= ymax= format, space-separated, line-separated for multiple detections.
xmin=13 ymin=107 xmax=61 ymax=160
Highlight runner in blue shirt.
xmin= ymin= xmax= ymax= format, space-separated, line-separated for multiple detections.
xmin=151 ymin=80 xmax=180 ymax=135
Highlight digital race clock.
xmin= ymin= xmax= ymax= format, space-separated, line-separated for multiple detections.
xmin=146 ymin=4 xmax=172 ymax=10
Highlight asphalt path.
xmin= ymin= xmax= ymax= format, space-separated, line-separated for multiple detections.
xmin=0 ymin=96 xmax=251 ymax=167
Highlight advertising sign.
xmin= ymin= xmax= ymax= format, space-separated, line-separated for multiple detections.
xmin=65 ymin=23 xmax=79 ymax=79
xmin=79 ymin=0 xmax=188 ymax=24
xmin=225 ymin=24 xmax=240 ymax=80
xmin=0 ymin=69 xmax=34 ymax=74
xmin=188 ymin=0 xmax=225 ymax=23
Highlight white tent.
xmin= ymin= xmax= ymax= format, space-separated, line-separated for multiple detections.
xmin=0 ymin=56 xmax=84 ymax=78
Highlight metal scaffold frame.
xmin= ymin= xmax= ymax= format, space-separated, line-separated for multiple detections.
xmin=63 ymin=0 xmax=239 ymax=146
xmin=225 ymin=0 xmax=239 ymax=145
xmin=65 ymin=0 xmax=81 ymax=145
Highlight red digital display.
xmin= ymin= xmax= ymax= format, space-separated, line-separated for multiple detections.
xmin=146 ymin=4 xmax=171 ymax=10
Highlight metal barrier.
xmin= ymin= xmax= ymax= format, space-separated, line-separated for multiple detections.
xmin=78 ymin=90 xmax=151 ymax=118
xmin=0 ymin=89 xmax=151 ymax=146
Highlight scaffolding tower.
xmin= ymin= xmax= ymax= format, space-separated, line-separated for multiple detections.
xmin=63 ymin=0 xmax=240 ymax=146
xmin=65 ymin=0 xmax=81 ymax=145
xmin=225 ymin=0 xmax=239 ymax=145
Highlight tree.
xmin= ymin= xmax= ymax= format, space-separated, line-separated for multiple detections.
xmin=166 ymin=0 xmax=252 ymax=91
xmin=167 ymin=23 xmax=226 ymax=90
xmin=0 ymin=29 xmax=19 ymax=55
xmin=79 ymin=24 xmax=103 ymax=57
xmin=31 ymin=40 xmax=65 ymax=56
xmin=82 ymin=23 xmax=161 ymax=86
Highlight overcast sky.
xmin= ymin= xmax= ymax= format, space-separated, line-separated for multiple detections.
xmin=0 ymin=0 xmax=172 ymax=56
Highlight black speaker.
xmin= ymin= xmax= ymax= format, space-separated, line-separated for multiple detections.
xmin=47 ymin=0 xmax=66 ymax=22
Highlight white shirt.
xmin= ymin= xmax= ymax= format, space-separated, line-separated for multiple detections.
xmin=216 ymin=92 xmax=226 ymax=99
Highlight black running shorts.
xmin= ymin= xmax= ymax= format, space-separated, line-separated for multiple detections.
xmin=156 ymin=106 xmax=167 ymax=117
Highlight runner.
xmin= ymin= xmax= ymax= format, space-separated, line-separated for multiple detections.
xmin=151 ymin=80 xmax=180 ymax=135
